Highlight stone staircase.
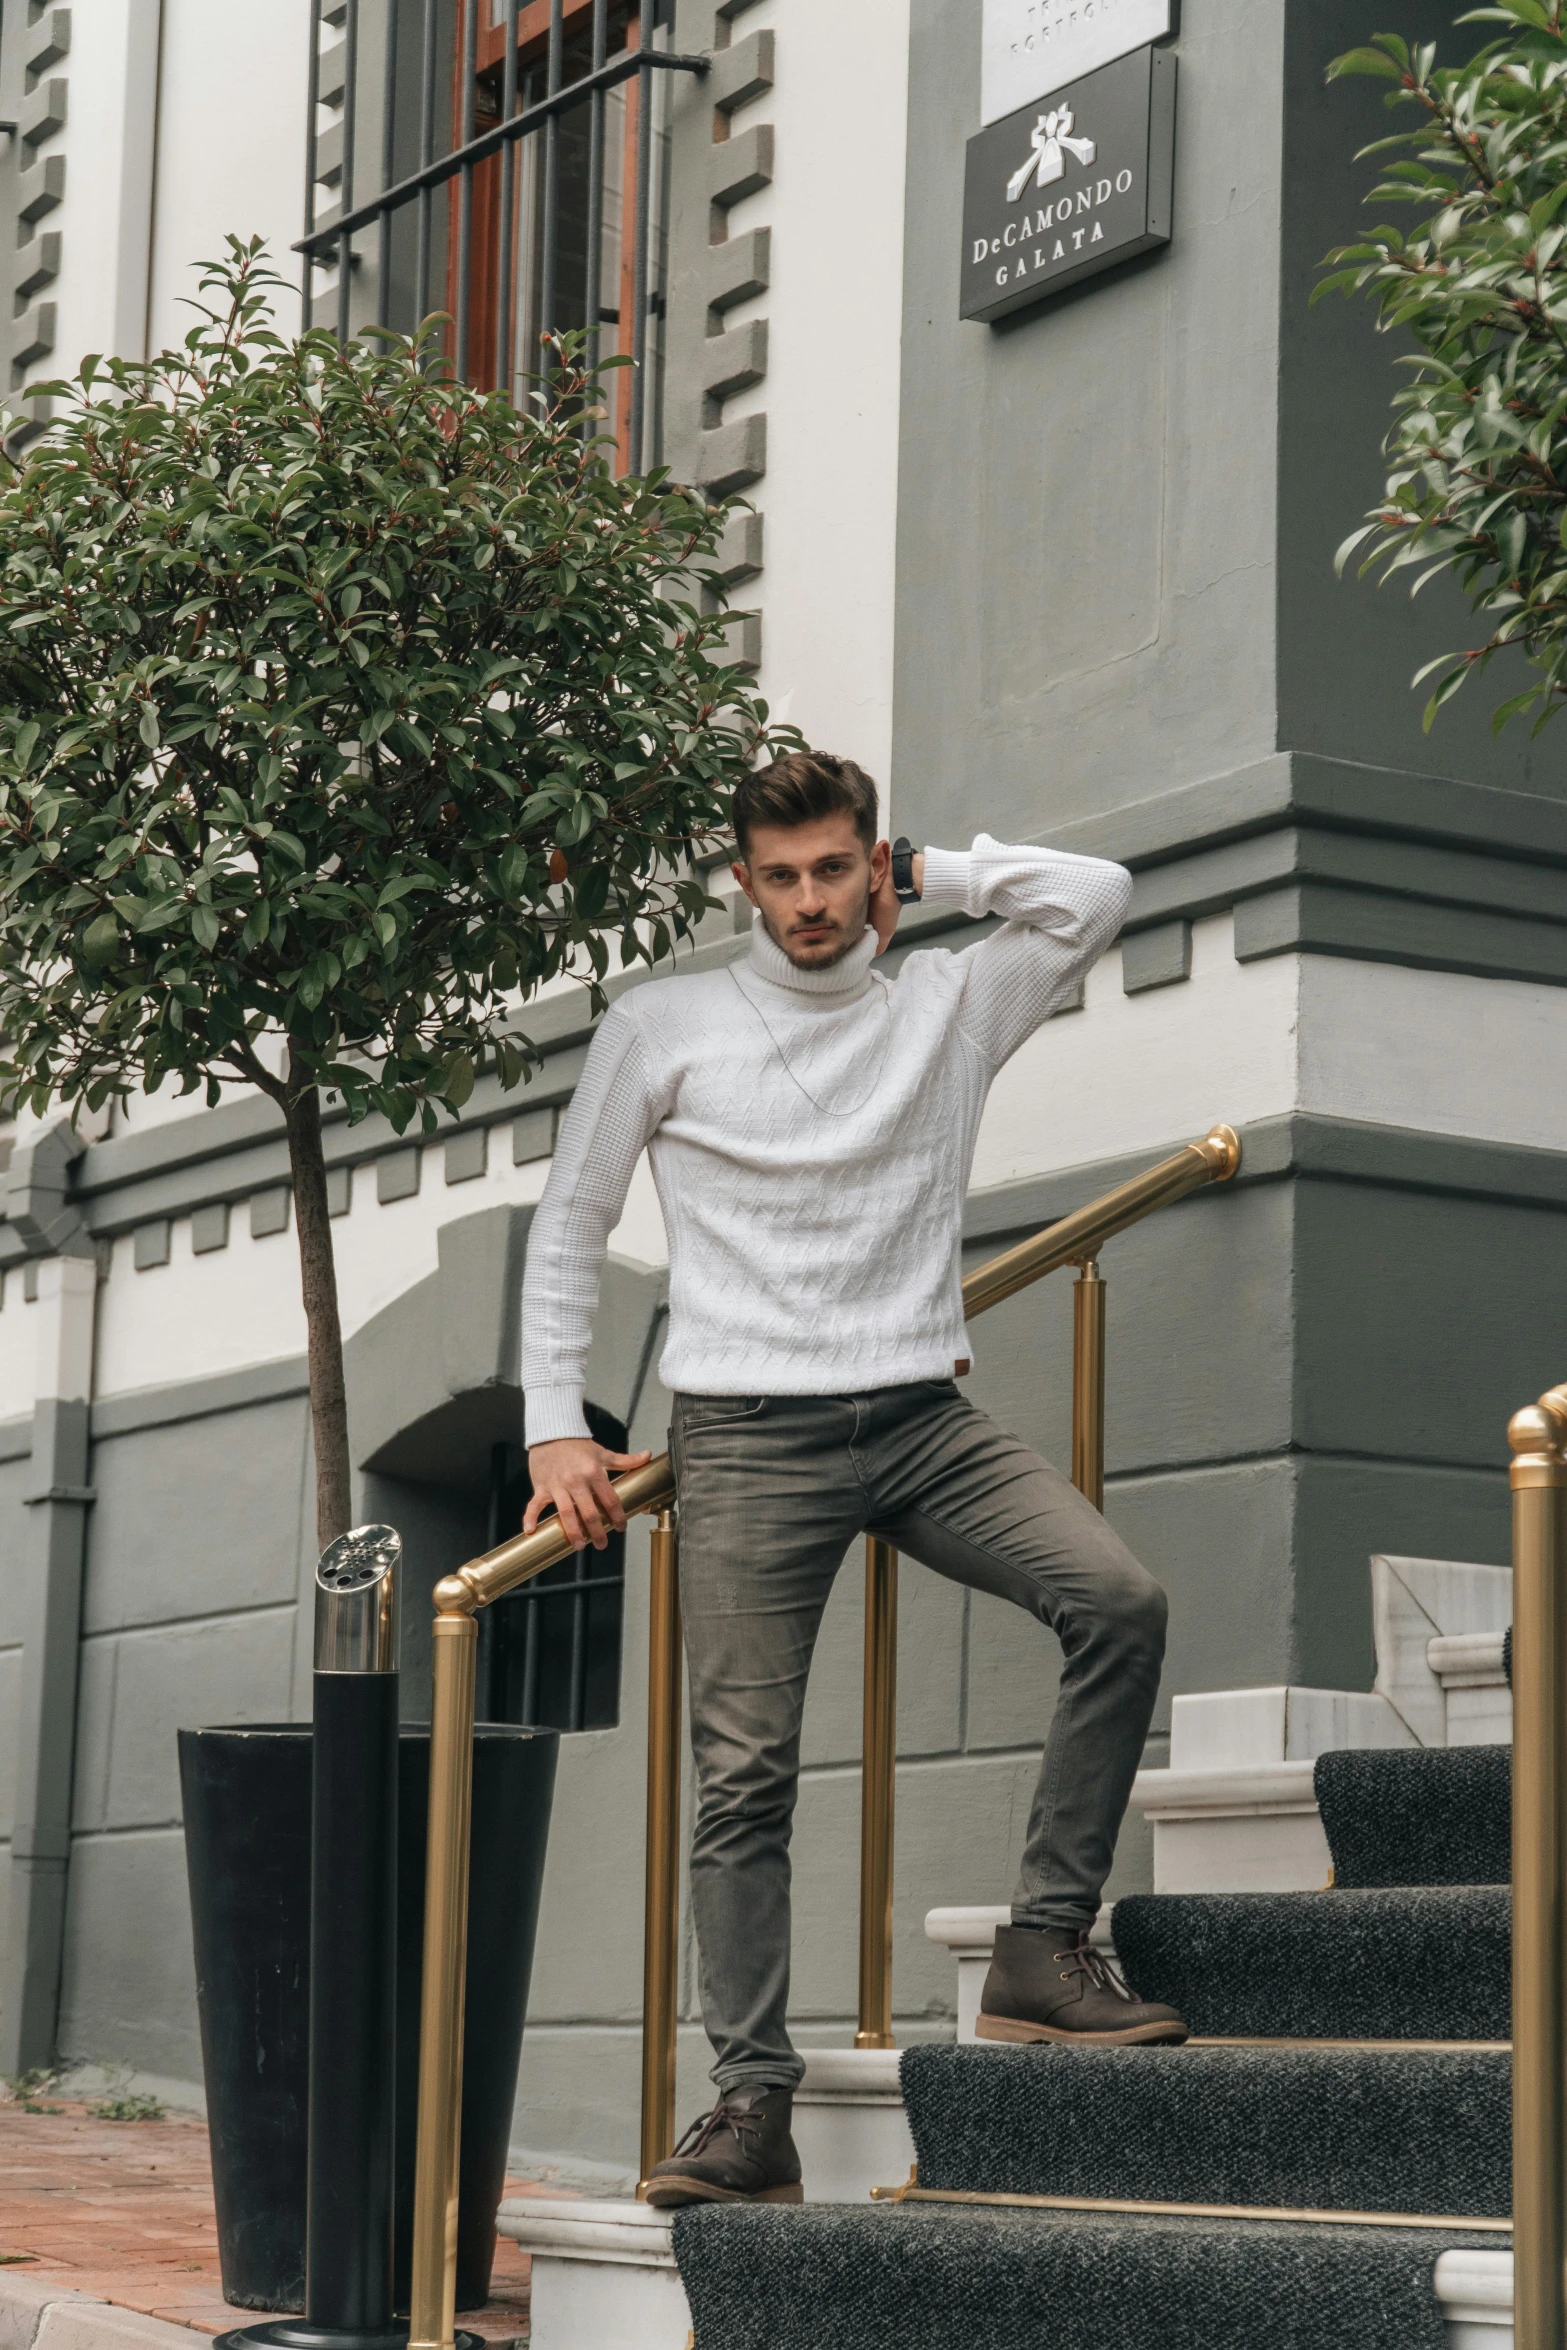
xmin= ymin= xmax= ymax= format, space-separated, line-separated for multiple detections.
xmin=506 ymin=1735 xmax=1514 ymax=2347
xmin=668 ymin=1740 xmax=1513 ymax=2349
xmin=502 ymin=1551 xmax=1517 ymax=2345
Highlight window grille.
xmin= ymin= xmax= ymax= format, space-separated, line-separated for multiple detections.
xmin=474 ymin=1408 xmax=627 ymax=1732
xmin=299 ymin=0 xmax=706 ymax=473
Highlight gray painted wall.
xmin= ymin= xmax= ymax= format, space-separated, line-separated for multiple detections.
xmin=57 ymin=1388 xmax=315 ymax=2086
xmin=891 ymin=0 xmax=1567 ymax=1010
xmin=893 ymin=0 xmax=1549 ymax=847
xmin=0 ymin=1445 xmax=34 ymax=2012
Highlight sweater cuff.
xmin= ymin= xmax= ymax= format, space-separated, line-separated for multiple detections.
xmin=524 ymin=1383 xmax=592 ymax=1446
xmin=917 ymin=846 xmax=974 ymax=915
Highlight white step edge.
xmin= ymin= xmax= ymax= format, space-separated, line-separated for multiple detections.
xmin=1435 ymin=2247 xmax=1512 ymax=2344
xmin=796 ymin=2046 xmax=903 ymax=2102
xmin=923 ymin=1903 xmax=1115 ymax=1954
xmin=1130 ymin=1759 xmax=1320 ymax=1817
xmin=498 ymin=2199 xmax=690 ymax=2350
xmin=1428 ymin=1630 xmax=1508 ymax=1688
xmin=497 ymin=2194 xmax=677 ymax=2267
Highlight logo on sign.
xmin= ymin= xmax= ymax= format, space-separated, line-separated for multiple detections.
xmin=1005 ymin=106 xmax=1096 ymax=198
xmin=973 ymin=97 xmax=1130 ymax=279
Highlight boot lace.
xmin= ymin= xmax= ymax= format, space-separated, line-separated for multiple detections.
xmin=1059 ymin=1931 xmax=1134 ymax=2003
xmin=671 ymin=2096 xmax=765 ymax=2159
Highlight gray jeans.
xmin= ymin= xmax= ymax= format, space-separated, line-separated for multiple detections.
xmin=670 ymin=1380 xmax=1167 ymax=2093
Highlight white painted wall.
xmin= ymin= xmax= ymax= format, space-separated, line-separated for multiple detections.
xmin=717 ymin=0 xmax=912 ymax=803
xmin=93 ymin=1140 xmax=554 ymax=1400
xmin=971 ymin=912 xmax=1298 ymax=1189
xmin=144 ymin=0 xmax=311 ymax=356
xmin=0 ymin=1281 xmax=36 ymax=1423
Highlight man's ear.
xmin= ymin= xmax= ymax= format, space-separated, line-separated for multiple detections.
xmin=731 ymin=858 xmax=758 ymax=908
xmin=869 ymin=838 xmax=892 ymax=889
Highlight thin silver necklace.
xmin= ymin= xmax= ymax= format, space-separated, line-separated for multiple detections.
xmin=726 ymin=960 xmax=893 ymax=1118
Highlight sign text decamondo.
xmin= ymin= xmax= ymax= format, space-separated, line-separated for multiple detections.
xmin=982 ymin=0 xmax=1176 ymax=125
xmin=960 ymin=45 xmax=1176 ymax=324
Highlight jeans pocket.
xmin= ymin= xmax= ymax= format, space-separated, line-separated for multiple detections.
xmin=678 ymin=1394 xmax=768 ymax=1428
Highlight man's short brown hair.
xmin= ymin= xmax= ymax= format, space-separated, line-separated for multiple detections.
xmin=732 ymin=751 xmax=879 ymax=861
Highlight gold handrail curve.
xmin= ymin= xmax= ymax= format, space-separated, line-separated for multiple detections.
xmin=432 ymin=1452 xmax=678 ymax=1615
xmin=407 ymin=1118 xmax=1245 ymax=2349
xmin=959 ymin=1122 xmax=1239 ymax=1318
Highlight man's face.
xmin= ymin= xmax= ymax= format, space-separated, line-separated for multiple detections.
xmin=732 ymin=815 xmax=890 ymax=971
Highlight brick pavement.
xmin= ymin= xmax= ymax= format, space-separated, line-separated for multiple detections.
xmin=0 ymin=2100 xmax=540 ymax=2343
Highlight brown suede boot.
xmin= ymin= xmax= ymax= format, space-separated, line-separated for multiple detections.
xmin=643 ymin=2086 xmax=804 ymax=2208
xmin=976 ymin=1924 xmax=1189 ymax=2046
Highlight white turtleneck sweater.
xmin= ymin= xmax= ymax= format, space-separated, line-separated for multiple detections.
xmin=521 ymin=835 xmax=1132 ymax=1444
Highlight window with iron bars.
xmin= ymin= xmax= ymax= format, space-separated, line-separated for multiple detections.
xmin=474 ymin=1403 xmax=629 ymax=1732
xmin=299 ymin=0 xmax=708 ymax=472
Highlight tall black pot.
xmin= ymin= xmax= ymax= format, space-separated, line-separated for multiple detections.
xmin=179 ymin=1722 xmax=558 ymax=2317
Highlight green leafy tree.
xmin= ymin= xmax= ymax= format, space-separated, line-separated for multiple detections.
xmin=0 ymin=241 xmax=780 ymax=1543
xmin=1318 ymin=3 xmax=1567 ymax=731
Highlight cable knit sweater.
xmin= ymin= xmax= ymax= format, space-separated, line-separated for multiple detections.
xmin=521 ymin=835 xmax=1132 ymax=1444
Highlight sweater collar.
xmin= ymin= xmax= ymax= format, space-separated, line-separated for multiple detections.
xmin=744 ymin=920 xmax=880 ymax=1002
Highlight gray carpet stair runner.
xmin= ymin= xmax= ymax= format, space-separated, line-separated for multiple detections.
xmin=673 ymin=2204 xmax=1497 ymax=2350
xmin=897 ymin=2042 xmax=1507 ymax=2215
xmin=671 ymin=1740 xmax=1512 ymax=2347
xmin=1314 ymin=1744 xmax=1510 ymax=1888
xmin=1111 ymin=1884 xmax=1509 ymax=2039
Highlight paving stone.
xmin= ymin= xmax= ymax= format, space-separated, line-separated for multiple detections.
xmin=0 ymin=2103 xmax=535 ymax=2343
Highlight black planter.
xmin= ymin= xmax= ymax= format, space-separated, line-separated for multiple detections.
xmin=180 ymin=1723 xmax=558 ymax=2317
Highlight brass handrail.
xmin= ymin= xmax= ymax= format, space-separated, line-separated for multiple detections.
xmin=407 ymin=1120 xmax=1242 ymax=2350
xmin=1509 ymin=1383 xmax=1567 ymax=2350
xmin=959 ymin=1122 xmax=1239 ymax=1317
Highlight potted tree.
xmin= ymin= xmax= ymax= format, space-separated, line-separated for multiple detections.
xmin=0 ymin=239 xmax=780 ymax=2310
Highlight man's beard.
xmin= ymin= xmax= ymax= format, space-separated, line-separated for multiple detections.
xmin=762 ymin=888 xmax=872 ymax=971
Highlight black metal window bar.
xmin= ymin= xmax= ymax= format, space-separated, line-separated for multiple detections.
xmin=298 ymin=0 xmax=706 ymax=474
xmin=474 ymin=1416 xmax=627 ymax=1732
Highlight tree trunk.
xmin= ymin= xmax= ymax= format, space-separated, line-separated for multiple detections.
xmin=284 ymin=1055 xmax=352 ymax=1549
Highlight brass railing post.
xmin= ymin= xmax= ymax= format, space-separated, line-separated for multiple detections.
xmin=855 ymin=1535 xmax=898 ymax=2050
xmin=1071 ymin=1258 xmax=1105 ymax=1511
xmin=408 ymin=1606 xmax=478 ymax=2350
xmin=1511 ymin=1392 xmax=1567 ymax=2350
xmin=639 ymin=1508 xmax=682 ymax=2187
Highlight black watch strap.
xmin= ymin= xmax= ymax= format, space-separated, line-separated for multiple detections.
xmin=891 ymin=836 xmax=920 ymax=904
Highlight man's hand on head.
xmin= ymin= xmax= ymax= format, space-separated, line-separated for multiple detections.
xmin=525 ymin=1437 xmax=654 ymax=1551
xmin=868 ymin=841 xmax=924 ymax=957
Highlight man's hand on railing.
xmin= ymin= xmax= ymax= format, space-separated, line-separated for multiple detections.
xmin=525 ymin=1437 xmax=655 ymax=1552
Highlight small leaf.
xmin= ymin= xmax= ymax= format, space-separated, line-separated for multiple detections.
xmin=82 ymin=911 xmax=120 ymax=965
xmin=1326 ymin=44 xmax=1405 ymax=80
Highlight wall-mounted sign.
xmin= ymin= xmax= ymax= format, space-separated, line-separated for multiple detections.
xmin=982 ymin=0 xmax=1175 ymax=124
xmin=960 ymin=45 xmax=1176 ymax=325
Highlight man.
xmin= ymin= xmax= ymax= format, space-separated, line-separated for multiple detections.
xmin=521 ymin=750 xmax=1185 ymax=2211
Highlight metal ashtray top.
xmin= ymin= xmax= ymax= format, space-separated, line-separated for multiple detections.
xmin=315 ymin=1523 xmax=401 ymax=1673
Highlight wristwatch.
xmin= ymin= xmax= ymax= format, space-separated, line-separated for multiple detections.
xmin=890 ymin=837 xmax=921 ymax=904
